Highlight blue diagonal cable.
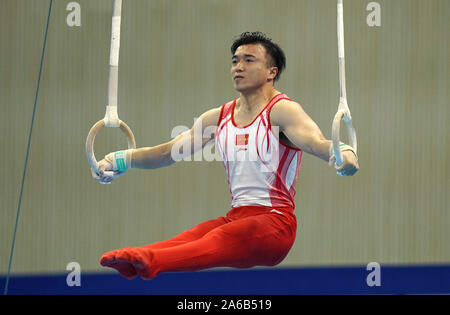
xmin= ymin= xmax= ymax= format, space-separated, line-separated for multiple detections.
xmin=3 ymin=0 xmax=53 ymax=295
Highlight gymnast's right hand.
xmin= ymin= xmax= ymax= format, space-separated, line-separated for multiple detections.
xmin=91 ymin=150 xmax=132 ymax=184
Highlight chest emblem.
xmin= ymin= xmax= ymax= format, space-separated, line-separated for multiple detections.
xmin=235 ymin=134 xmax=249 ymax=146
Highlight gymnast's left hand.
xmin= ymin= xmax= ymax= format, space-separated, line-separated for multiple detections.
xmin=91 ymin=152 xmax=128 ymax=184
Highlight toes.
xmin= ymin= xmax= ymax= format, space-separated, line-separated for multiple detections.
xmin=100 ymin=254 xmax=117 ymax=267
xmin=100 ymin=249 xmax=121 ymax=266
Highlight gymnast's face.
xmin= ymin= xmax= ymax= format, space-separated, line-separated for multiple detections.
xmin=231 ymin=44 xmax=278 ymax=93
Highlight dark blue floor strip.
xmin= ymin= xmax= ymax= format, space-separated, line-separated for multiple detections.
xmin=1 ymin=265 xmax=449 ymax=295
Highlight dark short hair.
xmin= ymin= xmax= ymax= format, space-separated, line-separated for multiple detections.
xmin=231 ymin=31 xmax=286 ymax=82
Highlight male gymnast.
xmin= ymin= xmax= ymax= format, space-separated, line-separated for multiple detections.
xmin=92 ymin=32 xmax=359 ymax=280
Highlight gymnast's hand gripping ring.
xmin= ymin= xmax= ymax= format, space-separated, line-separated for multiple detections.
xmin=332 ymin=98 xmax=357 ymax=167
xmin=85 ymin=119 xmax=136 ymax=175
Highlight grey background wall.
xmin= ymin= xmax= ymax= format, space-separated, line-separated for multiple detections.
xmin=1 ymin=0 xmax=448 ymax=274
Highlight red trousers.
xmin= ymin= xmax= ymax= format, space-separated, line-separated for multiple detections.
xmin=100 ymin=205 xmax=297 ymax=279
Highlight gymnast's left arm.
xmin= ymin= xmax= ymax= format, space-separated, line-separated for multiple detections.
xmin=270 ymin=99 xmax=359 ymax=176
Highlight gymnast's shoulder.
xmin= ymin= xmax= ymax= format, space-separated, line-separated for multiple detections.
xmin=269 ymin=98 xmax=309 ymax=126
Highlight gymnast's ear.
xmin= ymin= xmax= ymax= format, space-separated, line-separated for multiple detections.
xmin=267 ymin=66 xmax=278 ymax=82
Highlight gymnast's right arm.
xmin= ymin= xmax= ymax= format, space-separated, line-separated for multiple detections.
xmin=92 ymin=107 xmax=221 ymax=184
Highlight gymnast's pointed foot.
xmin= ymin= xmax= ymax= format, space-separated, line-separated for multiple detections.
xmin=100 ymin=248 xmax=138 ymax=280
xmin=100 ymin=247 xmax=154 ymax=280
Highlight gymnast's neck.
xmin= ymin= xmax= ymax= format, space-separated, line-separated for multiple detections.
xmin=236 ymin=85 xmax=280 ymax=114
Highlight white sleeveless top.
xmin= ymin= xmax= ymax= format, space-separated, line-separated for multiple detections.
xmin=215 ymin=93 xmax=303 ymax=209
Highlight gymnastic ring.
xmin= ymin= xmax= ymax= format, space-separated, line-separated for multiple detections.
xmin=332 ymin=109 xmax=357 ymax=167
xmin=86 ymin=119 xmax=136 ymax=174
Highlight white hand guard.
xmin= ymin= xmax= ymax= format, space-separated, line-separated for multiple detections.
xmin=91 ymin=149 xmax=133 ymax=184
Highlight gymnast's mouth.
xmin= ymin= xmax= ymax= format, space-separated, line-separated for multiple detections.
xmin=234 ymin=75 xmax=244 ymax=80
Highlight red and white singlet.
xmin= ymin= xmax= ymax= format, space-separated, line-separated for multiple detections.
xmin=215 ymin=93 xmax=303 ymax=209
